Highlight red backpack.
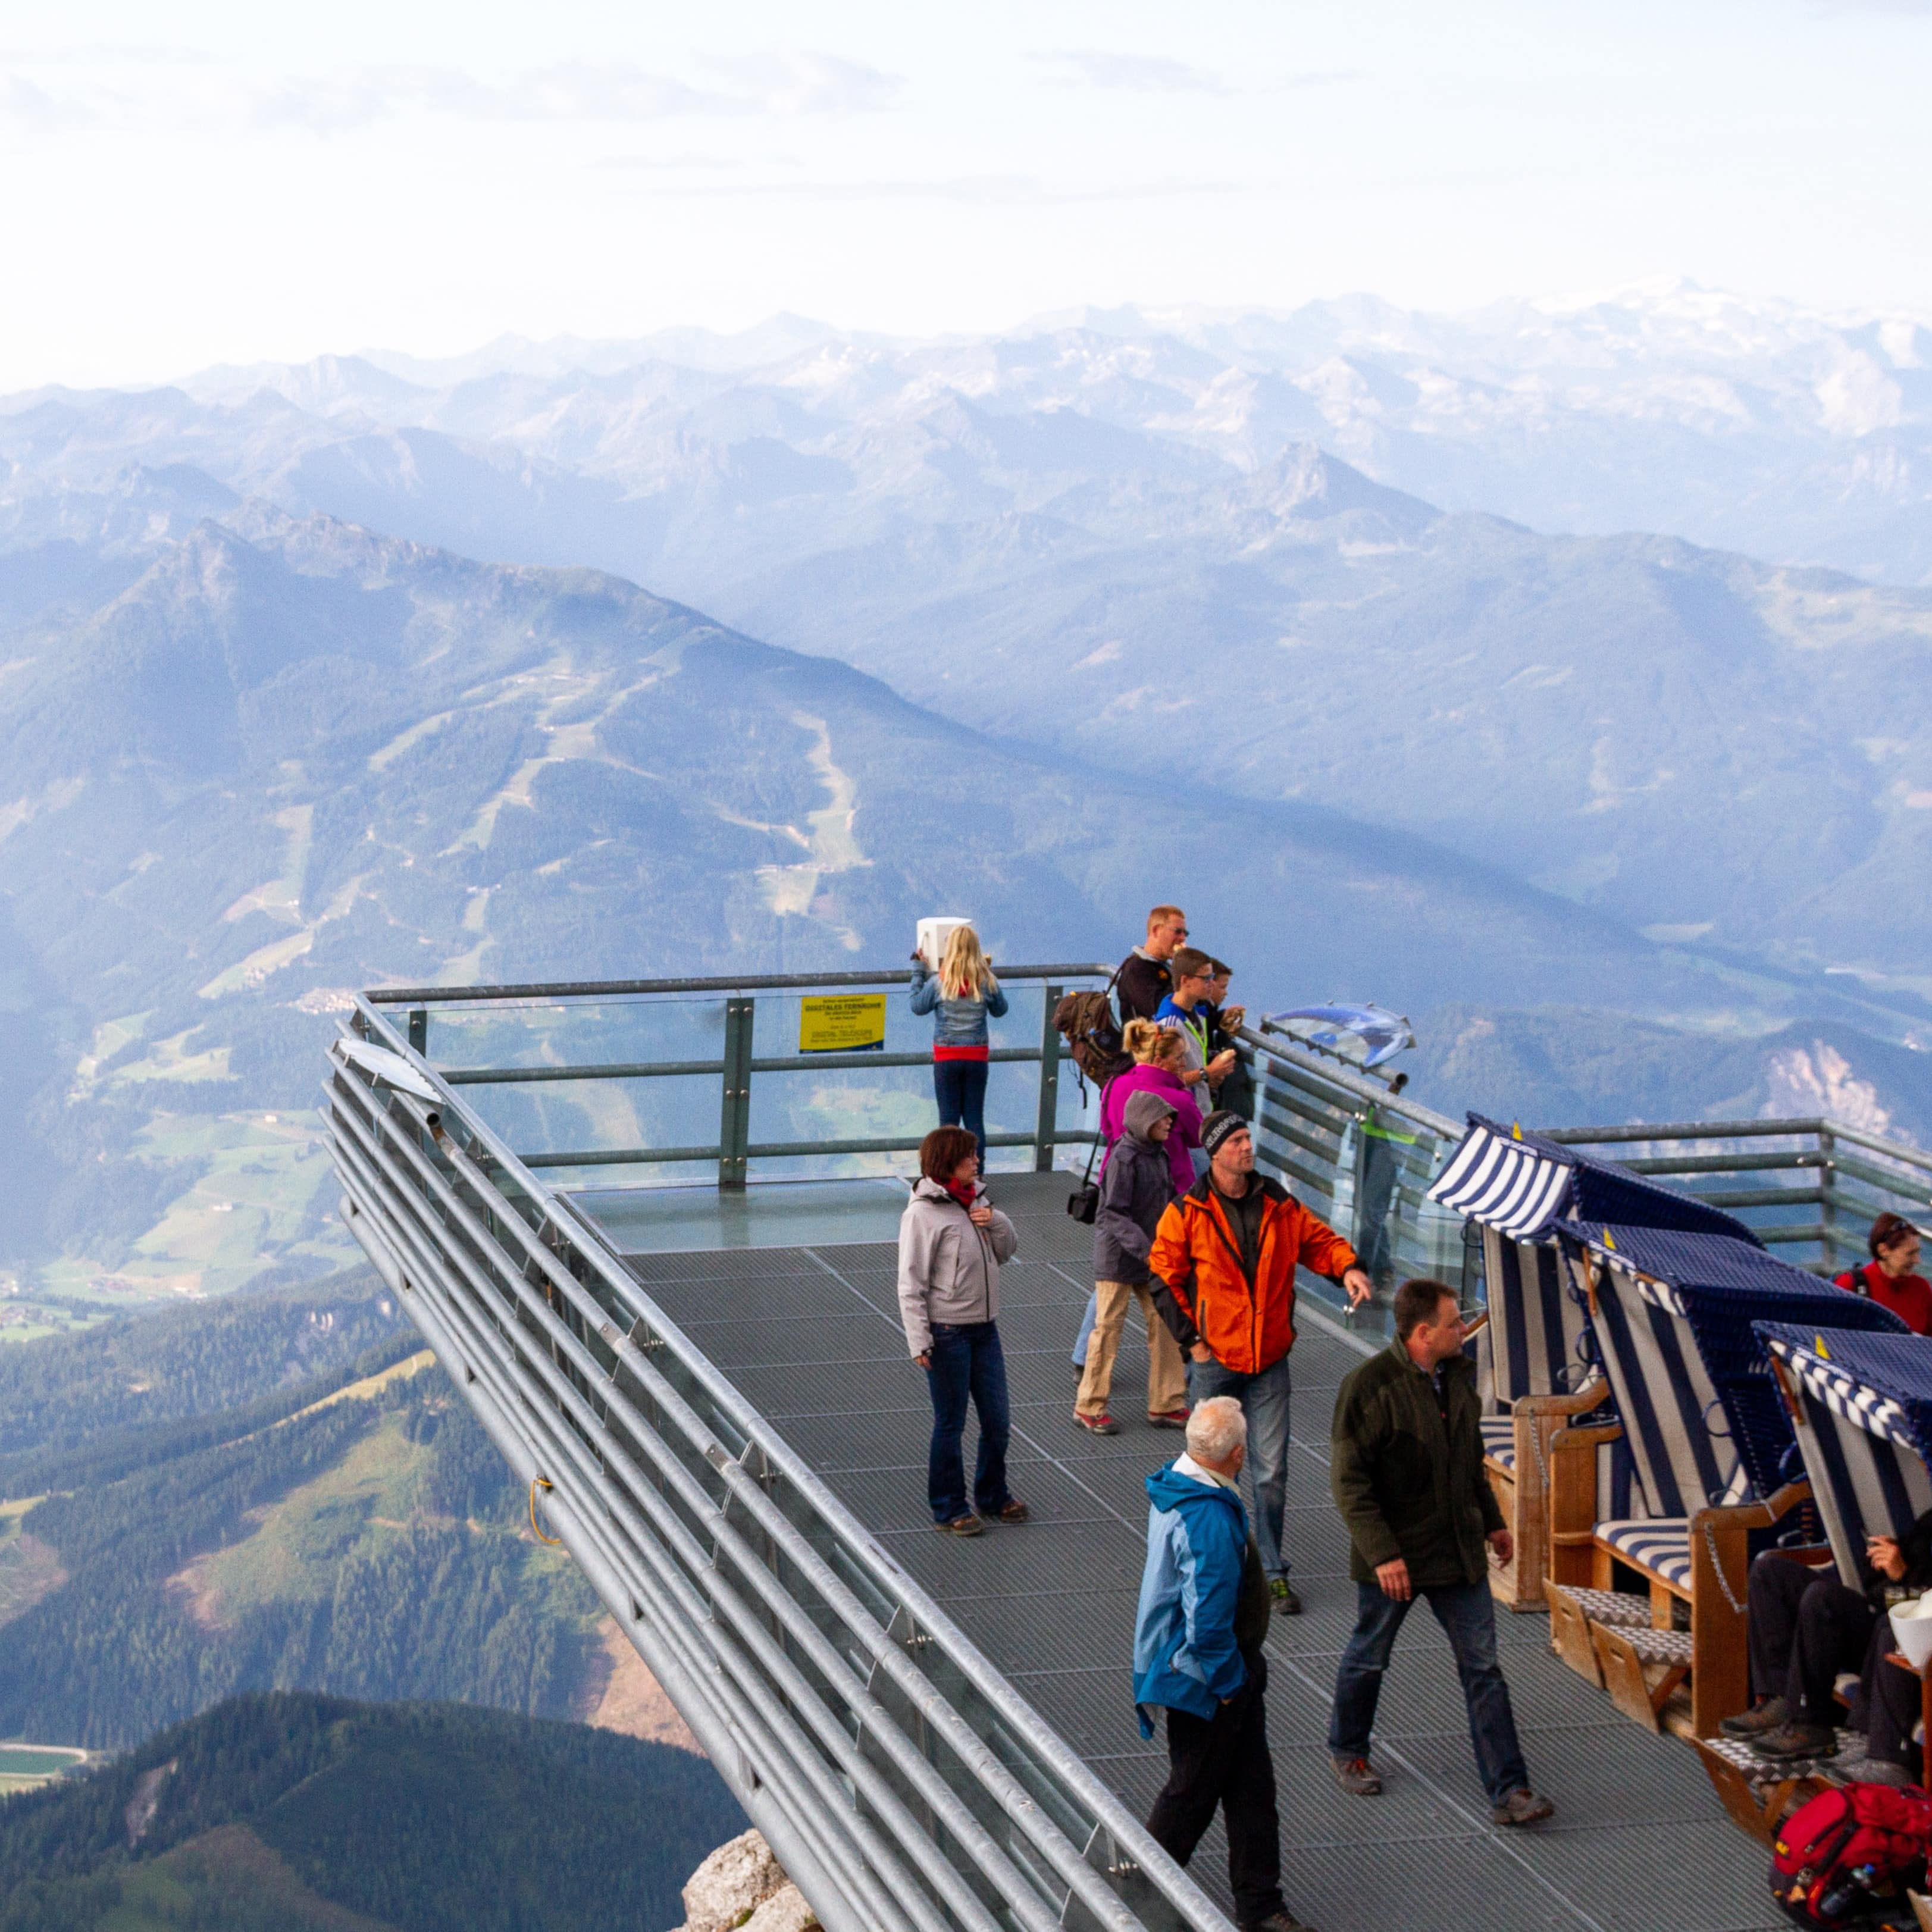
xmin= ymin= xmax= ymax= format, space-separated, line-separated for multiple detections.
xmin=1771 ymin=1782 xmax=1932 ymax=1926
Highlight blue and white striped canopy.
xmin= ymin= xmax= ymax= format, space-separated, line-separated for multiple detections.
xmin=1427 ymin=1114 xmax=1761 ymax=1246
xmin=1556 ymin=1221 xmax=1909 ymax=1518
xmin=1758 ymin=1323 xmax=1932 ymax=1590
xmin=1432 ymin=1114 xmax=1759 ymax=1412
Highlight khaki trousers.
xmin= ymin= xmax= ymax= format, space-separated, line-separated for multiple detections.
xmin=1076 ymin=1278 xmax=1188 ymax=1419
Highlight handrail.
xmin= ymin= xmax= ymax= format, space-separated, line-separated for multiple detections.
xmin=365 ymin=962 xmax=1114 ymax=1004
xmin=327 ymin=994 xmax=1227 ymax=1932
xmin=1235 ymin=1023 xmax=1460 ymax=1139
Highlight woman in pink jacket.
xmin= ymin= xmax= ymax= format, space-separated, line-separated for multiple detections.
xmin=1101 ymin=1020 xmax=1203 ymax=1193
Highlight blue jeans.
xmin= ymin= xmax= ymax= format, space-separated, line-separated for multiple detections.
xmin=1327 ymin=1579 xmax=1530 ymax=1805
xmin=1071 ymin=1289 xmax=1098 ymax=1367
xmin=933 ymin=1059 xmax=989 ymax=1162
xmin=925 ymin=1321 xmax=1012 ymax=1523
xmin=1187 ymin=1355 xmax=1292 ymax=1579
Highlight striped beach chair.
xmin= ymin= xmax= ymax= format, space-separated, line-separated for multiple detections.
xmin=1426 ymin=1114 xmax=1762 ymax=1609
xmin=1546 ymin=1222 xmax=1907 ymax=1736
xmin=1757 ymin=1325 xmax=1932 ymax=1589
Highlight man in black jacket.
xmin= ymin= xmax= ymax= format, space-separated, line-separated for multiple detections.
xmin=1727 ymin=1511 xmax=1932 ymax=1773
xmin=1327 ymin=1277 xmax=1552 ymax=1824
xmin=1116 ymin=905 xmax=1188 ymax=1026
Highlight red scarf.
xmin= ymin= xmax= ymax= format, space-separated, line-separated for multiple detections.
xmin=944 ymin=1179 xmax=978 ymax=1211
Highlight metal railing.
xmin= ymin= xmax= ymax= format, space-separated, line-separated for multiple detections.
xmin=325 ymin=990 xmax=1227 ymax=1932
xmin=369 ymin=966 xmax=1109 ymax=1191
xmin=1235 ymin=1025 xmax=1467 ymax=1338
xmin=1539 ymin=1118 xmax=1932 ymax=1270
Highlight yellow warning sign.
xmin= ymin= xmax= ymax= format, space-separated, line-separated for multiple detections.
xmin=799 ymin=993 xmax=888 ymax=1055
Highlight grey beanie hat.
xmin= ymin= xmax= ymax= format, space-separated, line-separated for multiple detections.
xmin=1200 ymin=1109 xmax=1247 ymax=1158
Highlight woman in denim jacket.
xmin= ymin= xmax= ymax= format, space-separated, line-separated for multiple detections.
xmin=910 ymin=926 xmax=1008 ymax=1164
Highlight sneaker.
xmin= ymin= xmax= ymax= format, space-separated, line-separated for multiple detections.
xmin=1757 ymin=1720 xmax=1838 ymax=1761
xmin=1075 ymin=1411 xmax=1120 ymax=1435
xmin=1148 ymin=1408 xmax=1191 ymax=1429
xmin=1331 ymin=1756 xmax=1382 ymax=1797
xmin=1721 ymin=1696 xmax=1789 ymax=1739
xmin=991 ymin=1499 xmax=1031 ymax=1524
xmin=1270 ymin=1577 xmax=1302 ymax=1616
xmin=935 ymin=1514 xmax=984 ymax=1538
xmin=1491 ymin=1788 xmax=1555 ymax=1827
xmin=1242 ymin=1913 xmax=1317 ymax=1932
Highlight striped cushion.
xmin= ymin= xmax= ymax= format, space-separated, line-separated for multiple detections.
xmin=1598 ymin=1517 xmax=1692 ymax=1591
xmin=1480 ymin=1414 xmax=1517 ymax=1471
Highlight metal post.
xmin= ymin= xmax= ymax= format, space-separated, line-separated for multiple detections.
xmin=720 ymin=997 xmax=755 ymax=1190
xmin=1818 ymin=1125 xmax=1837 ymax=1268
xmin=1034 ymin=985 xmax=1062 ymax=1173
xmin=407 ymin=1007 xmax=428 ymax=1057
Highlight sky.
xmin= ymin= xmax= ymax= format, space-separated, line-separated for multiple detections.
xmin=1 ymin=0 xmax=1929 ymax=389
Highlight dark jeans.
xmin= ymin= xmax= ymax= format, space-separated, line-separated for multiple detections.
xmin=1329 ymin=1579 xmax=1531 ymax=1805
xmin=1866 ymin=1613 xmax=1924 ymax=1771
xmin=1187 ymin=1354 xmax=1292 ymax=1579
xmin=925 ymin=1320 xmax=1012 ymax=1524
xmin=933 ymin=1059 xmax=989 ymax=1162
xmin=1746 ymin=1553 xmax=1877 ymax=1726
xmin=1148 ymin=1655 xmax=1286 ymax=1928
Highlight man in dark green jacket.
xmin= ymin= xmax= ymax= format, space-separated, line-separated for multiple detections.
xmin=1326 ymin=1277 xmax=1554 ymax=1827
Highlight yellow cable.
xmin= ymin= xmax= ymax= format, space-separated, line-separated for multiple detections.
xmin=529 ymin=1477 xmax=561 ymax=1545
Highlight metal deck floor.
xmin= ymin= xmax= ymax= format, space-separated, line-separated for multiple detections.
xmin=588 ymin=1172 xmax=1780 ymax=1932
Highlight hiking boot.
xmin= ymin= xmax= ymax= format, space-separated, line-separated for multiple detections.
xmin=1242 ymin=1912 xmax=1317 ymax=1932
xmin=1075 ymin=1411 xmax=1120 ymax=1435
xmin=1270 ymin=1577 xmax=1302 ymax=1615
xmin=991 ymin=1499 xmax=1031 ymax=1524
xmin=1721 ymin=1696 xmax=1789 ymax=1739
xmin=1491 ymin=1788 xmax=1555 ymax=1827
xmin=936 ymin=1514 xmax=984 ymax=1537
xmin=1331 ymin=1756 xmax=1382 ymax=1797
xmin=1758 ymin=1720 xmax=1837 ymax=1761
xmin=1148 ymin=1408 xmax=1191 ymax=1429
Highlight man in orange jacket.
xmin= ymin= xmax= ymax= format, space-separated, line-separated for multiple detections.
xmin=1151 ymin=1111 xmax=1371 ymax=1615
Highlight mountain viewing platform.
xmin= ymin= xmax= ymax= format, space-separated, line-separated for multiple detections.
xmin=324 ymin=966 xmax=1932 ymax=1932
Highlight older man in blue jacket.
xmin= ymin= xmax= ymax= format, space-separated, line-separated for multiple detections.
xmin=1133 ymin=1396 xmax=1312 ymax=1932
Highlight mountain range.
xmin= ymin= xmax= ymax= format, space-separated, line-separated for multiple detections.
xmin=3 ymin=286 xmax=1932 ymax=1307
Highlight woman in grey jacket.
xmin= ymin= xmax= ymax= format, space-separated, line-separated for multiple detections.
xmin=898 ymin=1126 xmax=1029 ymax=1536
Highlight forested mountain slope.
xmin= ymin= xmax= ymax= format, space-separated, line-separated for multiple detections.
xmin=0 ymin=1692 xmax=741 ymax=1932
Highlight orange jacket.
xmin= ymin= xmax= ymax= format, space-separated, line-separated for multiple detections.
xmin=1149 ymin=1176 xmax=1359 ymax=1375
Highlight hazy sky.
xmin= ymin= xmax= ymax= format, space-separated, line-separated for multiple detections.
xmin=2 ymin=0 xmax=1928 ymax=387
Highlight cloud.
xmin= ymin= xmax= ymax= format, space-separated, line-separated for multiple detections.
xmin=252 ymin=52 xmax=905 ymax=133
xmin=629 ymin=173 xmax=1243 ymax=205
xmin=0 ymin=50 xmax=906 ymax=137
xmin=1038 ymin=50 xmax=1232 ymax=93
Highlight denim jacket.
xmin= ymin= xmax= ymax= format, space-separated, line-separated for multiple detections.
xmin=909 ymin=962 xmax=1009 ymax=1047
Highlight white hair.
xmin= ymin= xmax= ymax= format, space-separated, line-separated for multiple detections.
xmin=1186 ymin=1396 xmax=1247 ymax=1464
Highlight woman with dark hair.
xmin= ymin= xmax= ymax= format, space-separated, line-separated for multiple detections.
xmin=1835 ymin=1211 xmax=1932 ymax=1335
xmin=897 ymin=1126 xmax=1028 ymax=1536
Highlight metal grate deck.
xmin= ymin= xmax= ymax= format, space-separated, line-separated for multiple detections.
xmin=588 ymin=1172 xmax=1782 ymax=1932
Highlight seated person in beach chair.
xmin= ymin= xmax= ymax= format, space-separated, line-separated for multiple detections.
xmin=1724 ymin=1514 xmax=1932 ymax=1767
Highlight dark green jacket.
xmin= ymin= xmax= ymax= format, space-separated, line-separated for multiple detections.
xmin=1330 ymin=1339 xmax=1504 ymax=1588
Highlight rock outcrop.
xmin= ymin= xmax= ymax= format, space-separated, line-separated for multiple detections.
xmin=675 ymin=1827 xmax=820 ymax=1932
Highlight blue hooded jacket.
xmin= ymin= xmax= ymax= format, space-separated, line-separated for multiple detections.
xmin=1131 ymin=1460 xmax=1250 ymax=1736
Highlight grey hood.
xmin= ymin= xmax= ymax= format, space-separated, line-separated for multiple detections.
xmin=1123 ymin=1089 xmax=1178 ymax=1145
